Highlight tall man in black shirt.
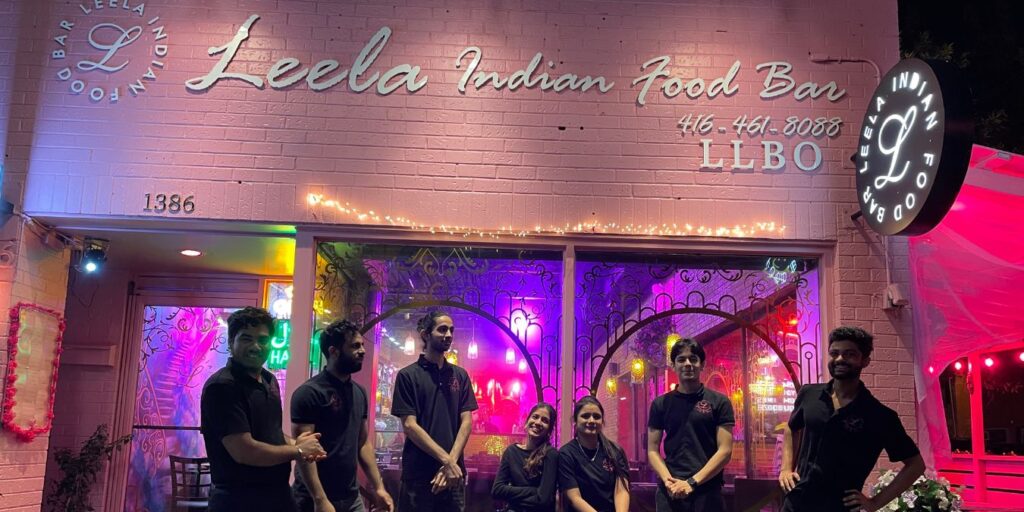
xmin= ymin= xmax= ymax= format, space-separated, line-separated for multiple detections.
xmin=779 ymin=327 xmax=925 ymax=512
xmin=200 ymin=307 xmax=326 ymax=511
xmin=647 ymin=338 xmax=735 ymax=512
xmin=391 ymin=311 xmax=479 ymax=512
xmin=291 ymin=319 xmax=394 ymax=512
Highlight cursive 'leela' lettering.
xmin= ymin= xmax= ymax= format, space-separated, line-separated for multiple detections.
xmin=185 ymin=14 xmax=427 ymax=94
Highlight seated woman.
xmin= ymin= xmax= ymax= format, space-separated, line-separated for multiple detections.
xmin=559 ymin=396 xmax=630 ymax=512
xmin=491 ymin=402 xmax=559 ymax=512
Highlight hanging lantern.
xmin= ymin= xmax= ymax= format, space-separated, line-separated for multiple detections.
xmin=518 ymin=359 xmax=527 ymax=373
xmin=505 ymin=348 xmax=516 ymax=365
xmin=665 ymin=333 xmax=682 ymax=356
xmin=630 ymin=358 xmax=645 ymax=383
xmin=404 ymin=335 xmax=416 ymax=356
xmin=511 ymin=381 xmax=522 ymax=395
xmin=467 ymin=341 xmax=479 ymax=359
xmin=605 ymin=378 xmax=618 ymax=396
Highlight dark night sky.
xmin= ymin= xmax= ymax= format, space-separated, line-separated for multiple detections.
xmin=899 ymin=0 xmax=1024 ymax=153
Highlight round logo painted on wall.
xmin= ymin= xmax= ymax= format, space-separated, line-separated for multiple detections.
xmin=854 ymin=58 xmax=973 ymax=236
xmin=49 ymin=1 xmax=169 ymax=104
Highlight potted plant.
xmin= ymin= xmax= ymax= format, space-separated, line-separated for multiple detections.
xmin=46 ymin=424 xmax=132 ymax=512
xmin=870 ymin=469 xmax=964 ymax=511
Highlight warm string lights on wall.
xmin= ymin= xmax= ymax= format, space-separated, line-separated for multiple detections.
xmin=306 ymin=193 xmax=787 ymax=239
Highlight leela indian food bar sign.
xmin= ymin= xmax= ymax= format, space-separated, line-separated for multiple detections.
xmin=854 ymin=58 xmax=973 ymax=236
xmin=52 ymin=8 xmax=855 ymax=173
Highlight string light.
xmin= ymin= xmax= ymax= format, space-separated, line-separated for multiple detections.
xmin=307 ymin=193 xmax=787 ymax=239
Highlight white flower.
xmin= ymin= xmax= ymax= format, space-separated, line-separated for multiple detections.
xmin=901 ymin=490 xmax=917 ymax=508
xmin=938 ymin=496 xmax=949 ymax=510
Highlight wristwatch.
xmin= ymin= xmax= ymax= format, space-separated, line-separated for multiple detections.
xmin=686 ymin=477 xmax=698 ymax=488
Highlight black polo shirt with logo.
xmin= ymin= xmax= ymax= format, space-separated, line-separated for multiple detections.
xmin=291 ymin=370 xmax=369 ymax=502
xmin=558 ymin=439 xmax=629 ymax=512
xmin=391 ymin=355 xmax=479 ymax=482
xmin=647 ymin=385 xmax=735 ymax=491
xmin=200 ymin=358 xmax=291 ymax=488
xmin=782 ymin=381 xmax=919 ymax=512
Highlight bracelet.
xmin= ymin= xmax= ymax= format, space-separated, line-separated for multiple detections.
xmin=297 ymin=446 xmax=304 ymax=460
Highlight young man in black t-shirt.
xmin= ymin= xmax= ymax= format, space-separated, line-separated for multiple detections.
xmin=200 ymin=307 xmax=326 ymax=512
xmin=391 ymin=311 xmax=479 ymax=512
xmin=647 ymin=338 xmax=734 ymax=512
xmin=779 ymin=327 xmax=925 ymax=512
xmin=291 ymin=320 xmax=394 ymax=512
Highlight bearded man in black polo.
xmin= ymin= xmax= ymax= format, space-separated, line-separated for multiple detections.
xmin=200 ymin=307 xmax=326 ymax=511
xmin=391 ymin=311 xmax=478 ymax=512
xmin=779 ymin=326 xmax=925 ymax=512
xmin=647 ymin=338 xmax=735 ymax=512
xmin=291 ymin=319 xmax=394 ymax=512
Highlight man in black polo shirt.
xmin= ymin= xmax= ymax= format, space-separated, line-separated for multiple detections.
xmin=201 ymin=307 xmax=326 ymax=511
xmin=391 ymin=311 xmax=479 ymax=512
xmin=779 ymin=327 xmax=925 ymax=512
xmin=647 ymin=338 xmax=735 ymax=512
xmin=291 ymin=319 xmax=394 ymax=512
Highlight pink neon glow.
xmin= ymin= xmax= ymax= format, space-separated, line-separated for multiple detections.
xmin=928 ymin=366 xmax=935 ymax=374
xmin=954 ymin=361 xmax=963 ymax=371
xmin=984 ymin=357 xmax=995 ymax=368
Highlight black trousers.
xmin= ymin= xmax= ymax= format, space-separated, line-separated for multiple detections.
xmin=396 ymin=480 xmax=466 ymax=512
xmin=208 ymin=485 xmax=298 ymax=512
xmin=655 ymin=485 xmax=726 ymax=512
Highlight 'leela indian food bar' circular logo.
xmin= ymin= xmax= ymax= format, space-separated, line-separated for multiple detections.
xmin=854 ymin=58 xmax=973 ymax=236
xmin=50 ymin=1 xmax=168 ymax=103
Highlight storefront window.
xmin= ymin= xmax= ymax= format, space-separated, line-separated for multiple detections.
xmin=313 ymin=242 xmax=563 ymax=507
xmin=573 ymin=252 xmax=822 ymax=486
xmin=981 ymin=348 xmax=1024 ymax=456
xmin=939 ymin=360 xmax=972 ymax=454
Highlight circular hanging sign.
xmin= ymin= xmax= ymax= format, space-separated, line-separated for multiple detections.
xmin=855 ymin=58 xmax=973 ymax=236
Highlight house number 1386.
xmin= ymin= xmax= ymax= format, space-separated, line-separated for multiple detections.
xmin=144 ymin=194 xmax=195 ymax=214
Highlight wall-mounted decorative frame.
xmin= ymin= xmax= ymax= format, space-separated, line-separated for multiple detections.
xmin=2 ymin=302 xmax=65 ymax=442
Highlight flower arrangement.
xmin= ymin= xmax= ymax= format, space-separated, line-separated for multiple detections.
xmin=871 ymin=469 xmax=963 ymax=511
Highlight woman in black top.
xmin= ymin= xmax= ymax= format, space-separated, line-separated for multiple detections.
xmin=559 ymin=396 xmax=630 ymax=512
xmin=491 ymin=402 xmax=559 ymax=512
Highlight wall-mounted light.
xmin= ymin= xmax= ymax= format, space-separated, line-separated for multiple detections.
xmin=631 ymin=358 xmax=645 ymax=383
xmin=78 ymin=237 xmax=109 ymax=274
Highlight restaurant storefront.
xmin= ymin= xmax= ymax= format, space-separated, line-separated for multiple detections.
xmin=0 ymin=1 xmax=913 ymax=510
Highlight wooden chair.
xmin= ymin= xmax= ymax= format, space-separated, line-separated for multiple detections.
xmin=169 ymin=455 xmax=211 ymax=511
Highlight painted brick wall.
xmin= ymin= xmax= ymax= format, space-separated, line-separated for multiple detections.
xmin=13 ymin=0 xmax=899 ymax=240
xmin=0 ymin=226 xmax=72 ymax=512
xmin=0 ymin=0 xmax=919 ymax=509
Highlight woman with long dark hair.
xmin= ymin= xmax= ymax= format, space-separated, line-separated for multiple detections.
xmin=558 ymin=396 xmax=630 ymax=512
xmin=491 ymin=402 xmax=559 ymax=512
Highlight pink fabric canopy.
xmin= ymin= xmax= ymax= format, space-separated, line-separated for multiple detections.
xmin=910 ymin=145 xmax=1024 ymax=464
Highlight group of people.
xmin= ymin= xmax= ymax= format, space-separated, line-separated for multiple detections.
xmin=201 ymin=307 xmax=925 ymax=512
